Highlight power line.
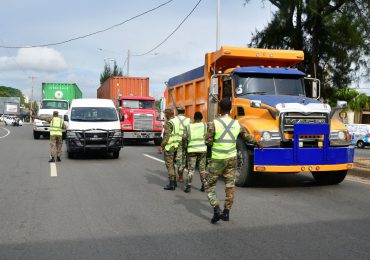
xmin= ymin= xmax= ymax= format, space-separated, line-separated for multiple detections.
xmin=134 ymin=0 xmax=203 ymax=56
xmin=0 ymin=0 xmax=174 ymax=49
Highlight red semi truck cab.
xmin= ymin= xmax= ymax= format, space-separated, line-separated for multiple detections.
xmin=118 ymin=96 xmax=163 ymax=145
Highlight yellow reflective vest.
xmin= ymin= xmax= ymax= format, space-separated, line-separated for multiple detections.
xmin=187 ymin=122 xmax=207 ymax=153
xmin=212 ymin=116 xmax=240 ymax=159
xmin=176 ymin=115 xmax=190 ymax=136
xmin=165 ymin=118 xmax=181 ymax=151
xmin=50 ymin=117 xmax=64 ymax=136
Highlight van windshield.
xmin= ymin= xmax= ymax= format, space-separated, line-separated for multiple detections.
xmin=71 ymin=107 xmax=118 ymax=122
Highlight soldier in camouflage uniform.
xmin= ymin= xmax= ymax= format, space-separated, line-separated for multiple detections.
xmin=174 ymin=106 xmax=190 ymax=183
xmin=183 ymin=111 xmax=207 ymax=193
xmin=32 ymin=111 xmax=66 ymax=162
xmin=159 ymin=108 xmax=181 ymax=190
xmin=205 ymin=98 xmax=263 ymax=224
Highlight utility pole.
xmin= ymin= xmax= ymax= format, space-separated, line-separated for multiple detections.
xmin=216 ymin=0 xmax=220 ymax=50
xmin=29 ymin=76 xmax=37 ymax=123
xmin=127 ymin=49 xmax=130 ymax=76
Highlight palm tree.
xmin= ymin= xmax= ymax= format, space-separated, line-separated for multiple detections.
xmin=335 ymin=89 xmax=369 ymax=123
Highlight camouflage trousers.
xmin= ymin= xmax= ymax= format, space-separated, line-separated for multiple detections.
xmin=186 ymin=152 xmax=207 ymax=186
xmin=164 ymin=148 xmax=177 ymax=181
xmin=175 ymin=142 xmax=187 ymax=174
xmin=50 ymin=135 xmax=63 ymax=157
xmin=205 ymin=157 xmax=237 ymax=210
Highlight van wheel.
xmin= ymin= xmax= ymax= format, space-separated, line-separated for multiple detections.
xmin=33 ymin=131 xmax=40 ymax=139
xmin=154 ymin=138 xmax=162 ymax=146
xmin=112 ymin=151 xmax=120 ymax=159
xmin=312 ymin=170 xmax=347 ymax=185
xmin=235 ymin=138 xmax=257 ymax=187
xmin=357 ymin=140 xmax=365 ymax=149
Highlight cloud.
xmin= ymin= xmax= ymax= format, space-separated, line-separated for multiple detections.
xmin=0 ymin=47 xmax=68 ymax=72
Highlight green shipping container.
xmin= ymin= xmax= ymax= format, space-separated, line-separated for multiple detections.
xmin=42 ymin=83 xmax=82 ymax=102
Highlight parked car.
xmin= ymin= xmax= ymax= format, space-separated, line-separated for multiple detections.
xmin=3 ymin=116 xmax=23 ymax=126
xmin=345 ymin=124 xmax=370 ymax=148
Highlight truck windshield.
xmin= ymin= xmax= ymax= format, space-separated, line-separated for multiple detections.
xmin=123 ymin=100 xmax=153 ymax=109
xmin=234 ymin=74 xmax=305 ymax=96
xmin=41 ymin=100 xmax=69 ymax=110
xmin=71 ymin=107 xmax=118 ymax=122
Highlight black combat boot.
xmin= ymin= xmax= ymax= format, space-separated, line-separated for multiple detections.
xmin=48 ymin=157 xmax=55 ymax=163
xmin=57 ymin=156 xmax=61 ymax=162
xmin=163 ymin=180 xmax=176 ymax=190
xmin=211 ymin=206 xmax=221 ymax=224
xmin=184 ymin=185 xmax=191 ymax=193
xmin=220 ymin=209 xmax=230 ymax=221
xmin=200 ymin=184 xmax=205 ymax=192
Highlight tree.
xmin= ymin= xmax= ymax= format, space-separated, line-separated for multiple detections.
xmin=99 ymin=61 xmax=123 ymax=85
xmin=245 ymin=1 xmax=370 ymax=100
xmin=0 ymin=86 xmax=25 ymax=105
xmin=332 ymin=88 xmax=369 ymax=123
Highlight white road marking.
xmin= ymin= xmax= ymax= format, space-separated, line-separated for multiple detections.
xmin=346 ymin=175 xmax=370 ymax=186
xmin=143 ymin=153 xmax=165 ymax=163
xmin=50 ymin=163 xmax=57 ymax=177
xmin=0 ymin=127 xmax=10 ymax=139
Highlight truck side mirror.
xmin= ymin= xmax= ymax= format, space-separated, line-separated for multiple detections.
xmin=337 ymin=100 xmax=347 ymax=109
xmin=312 ymin=81 xmax=318 ymax=98
xmin=64 ymin=115 xmax=69 ymax=122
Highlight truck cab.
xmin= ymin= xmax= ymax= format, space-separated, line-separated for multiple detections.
xmin=119 ymin=96 xmax=163 ymax=145
xmin=33 ymin=99 xmax=69 ymax=139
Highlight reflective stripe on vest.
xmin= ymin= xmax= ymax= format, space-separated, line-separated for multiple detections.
xmin=165 ymin=118 xmax=181 ymax=151
xmin=187 ymin=122 xmax=207 ymax=153
xmin=50 ymin=117 xmax=63 ymax=136
xmin=177 ymin=115 xmax=190 ymax=136
xmin=212 ymin=117 xmax=240 ymax=159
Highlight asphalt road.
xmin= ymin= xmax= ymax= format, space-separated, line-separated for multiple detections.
xmin=1 ymin=124 xmax=370 ymax=259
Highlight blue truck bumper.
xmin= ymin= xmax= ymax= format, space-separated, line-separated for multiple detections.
xmin=253 ymin=124 xmax=355 ymax=172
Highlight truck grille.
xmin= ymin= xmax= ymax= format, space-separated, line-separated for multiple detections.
xmin=133 ymin=114 xmax=153 ymax=130
xmin=281 ymin=112 xmax=328 ymax=135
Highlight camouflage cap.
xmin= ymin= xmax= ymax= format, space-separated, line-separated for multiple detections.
xmin=176 ymin=106 xmax=185 ymax=112
xmin=164 ymin=108 xmax=174 ymax=114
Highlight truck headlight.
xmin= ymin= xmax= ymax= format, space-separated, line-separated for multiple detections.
xmin=338 ymin=131 xmax=346 ymax=140
xmin=254 ymin=130 xmax=280 ymax=142
xmin=262 ymin=131 xmax=272 ymax=141
xmin=330 ymin=130 xmax=348 ymax=140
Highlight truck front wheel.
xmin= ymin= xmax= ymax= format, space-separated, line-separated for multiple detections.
xmin=312 ymin=170 xmax=347 ymax=185
xmin=112 ymin=151 xmax=120 ymax=159
xmin=154 ymin=138 xmax=162 ymax=146
xmin=235 ymin=138 xmax=257 ymax=187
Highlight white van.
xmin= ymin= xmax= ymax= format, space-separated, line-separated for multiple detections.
xmin=64 ymin=99 xmax=123 ymax=158
xmin=345 ymin=124 xmax=370 ymax=148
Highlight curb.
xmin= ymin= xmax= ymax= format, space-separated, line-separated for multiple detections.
xmin=349 ymin=167 xmax=370 ymax=179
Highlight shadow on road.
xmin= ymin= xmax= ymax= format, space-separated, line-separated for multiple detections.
xmin=173 ymin=194 xmax=210 ymax=221
xmin=247 ymin=172 xmax=318 ymax=188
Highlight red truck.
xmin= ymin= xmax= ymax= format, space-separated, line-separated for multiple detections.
xmin=97 ymin=77 xmax=163 ymax=145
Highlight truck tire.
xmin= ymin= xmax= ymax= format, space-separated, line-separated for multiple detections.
xmin=112 ymin=151 xmax=120 ymax=159
xmin=235 ymin=138 xmax=257 ymax=187
xmin=154 ymin=138 xmax=162 ymax=146
xmin=33 ymin=131 xmax=40 ymax=139
xmin=67 ymin=152 xmax=75 ymax=159
xmin=312 ymin=170 xmax=347 ymax=185
xmin=357 ymin=140 xmax=365 ymax=149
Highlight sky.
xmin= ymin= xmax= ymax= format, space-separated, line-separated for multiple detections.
xmin=1 ymin=0 xmax=367 ymax=100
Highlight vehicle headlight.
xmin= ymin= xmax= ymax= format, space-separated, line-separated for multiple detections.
xmin=113 ymin=130 xmax=122 ymax=137
xmin=67 ymin=131 xmax=77 ymax=138
xmin=262 ymin=131 xmax=272 ymax=141
xmin=338 ymin=131 xmax=346 ymax=140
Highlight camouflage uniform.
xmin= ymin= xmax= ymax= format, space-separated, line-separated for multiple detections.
xmin=50 ymin=135 xmax=63 ymax=157
xmin=187 ymin=152 xmax=207 ymax=186
xmin=175 ymin=115 xmax=190 ymax=177
xmin=205 ymin=115 xmax=258 ymax=210
xmin=161 ymin=120 xmax=177 ymax=181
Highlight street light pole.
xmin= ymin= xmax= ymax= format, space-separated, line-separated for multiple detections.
xmin=216 ymin=0 xmax=220 ymax=50
xmin=127 ymin=49 xmax=130 ymax=76
xmin=29 ymin=76 xmax=37 ymax=123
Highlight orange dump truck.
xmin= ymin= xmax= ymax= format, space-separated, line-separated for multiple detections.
xmin=166 ymin=46 xmax=354 ymax=186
